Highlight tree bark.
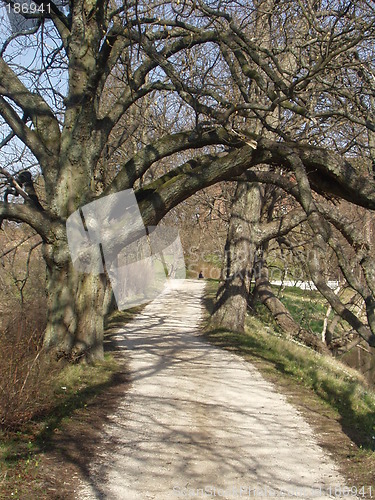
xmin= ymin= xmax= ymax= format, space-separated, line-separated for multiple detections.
xmin=211 ymin=182 xmax=262 ymax=332
xmin=42 ymin=234 xmax=107 ymax=363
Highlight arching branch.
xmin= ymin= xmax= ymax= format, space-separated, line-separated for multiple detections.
xmin=0 ymin=202 xmax=52 ymax=240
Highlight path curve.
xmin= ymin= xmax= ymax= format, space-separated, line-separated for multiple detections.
xmin=79 ymin=279 xmax=348 ymax=499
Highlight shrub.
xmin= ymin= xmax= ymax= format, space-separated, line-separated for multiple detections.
xmin=0 ymin=299 xmax=57 ymax=430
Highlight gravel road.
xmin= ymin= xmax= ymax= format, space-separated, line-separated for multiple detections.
xmin=78 ymin=279 xmax=348 ymax=500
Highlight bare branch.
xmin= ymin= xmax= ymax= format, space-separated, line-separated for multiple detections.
xmin=0 ymin=202 xmax=52 ymax=240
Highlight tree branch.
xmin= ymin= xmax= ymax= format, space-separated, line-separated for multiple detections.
xmin=136 ymin=144 xmax=256 ymax=226
xmin=0 ymin=202 xmax=52 ymax=240
xmin=257 ymin=208 xmax=307 ymax=245
xmin=256 ymin=139 xmax=375 ymax=209
xmin=0 ymin=58 xmax=60 ymax=157
xmin=105 ymin=127 xmax=238 ymax=196
xmin=0 ymin=97 xmax=53 ymax=164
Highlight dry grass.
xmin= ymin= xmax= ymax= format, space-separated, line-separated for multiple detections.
xmin=0 ymin=227 xmax=53 ymax=430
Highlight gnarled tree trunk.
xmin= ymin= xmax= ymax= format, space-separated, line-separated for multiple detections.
xmin=211 ymin=182 xmax=262 ymax=332
xmin=42 ymin=232 xmax=107 ymax=363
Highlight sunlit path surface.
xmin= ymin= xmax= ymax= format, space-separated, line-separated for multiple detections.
xmin=79 ymin=279 xmax=347 ymax=500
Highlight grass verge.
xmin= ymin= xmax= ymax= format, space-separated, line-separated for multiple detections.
xmin=0 ymin=355 xmax=119 ymax=499
xmin=205 ymin=323 xmax=375 ymax=449
xmin=202 ymin=279 xmax=375 ymax=490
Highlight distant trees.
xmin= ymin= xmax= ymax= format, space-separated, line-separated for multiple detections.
xmin=0 ymin=0 xmax=374 ymax=360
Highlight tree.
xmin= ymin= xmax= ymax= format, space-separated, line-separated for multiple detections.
xmin=209 ymin=0 xmax=375 ymax=349
xmin=211 ymin=181 xmax=262 ymax=331
xmin=1 ymin=0 xmax=375 ymax=361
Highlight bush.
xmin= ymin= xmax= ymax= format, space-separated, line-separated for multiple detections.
xmin=0 ymin=299 xmax=57 ymax=430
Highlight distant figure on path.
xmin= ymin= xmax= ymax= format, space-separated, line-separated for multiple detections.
xmin=198 ymin=271 xmax=204 ymax=279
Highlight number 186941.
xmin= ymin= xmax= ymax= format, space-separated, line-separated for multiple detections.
xmin=6 ymin=2 xmax=51 ymax=14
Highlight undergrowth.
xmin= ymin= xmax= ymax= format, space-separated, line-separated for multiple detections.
xmin=0 ymin=354 xmax=118 ymax=499
xmin=0 ymin=303 xmax=124 ymax=499
xmin=0 ymin=300 xmax=50 ymax=430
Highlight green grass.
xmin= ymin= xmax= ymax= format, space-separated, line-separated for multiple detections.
xmin=105 ymin=305 xmax=145 ymax=329
xmin=205 ymin=322 xmax=375 ymax=449
xmin=274 ymin=285 xmax=329 ymax=334
xmin=35 ymin=355 xmax=119 ymax=447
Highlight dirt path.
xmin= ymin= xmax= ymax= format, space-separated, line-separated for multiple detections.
xmin=78 ymin=279 xmax=348 ymax=499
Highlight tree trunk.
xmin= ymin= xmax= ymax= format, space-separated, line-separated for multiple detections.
xmin=256 ymin=266 xmax=331 ymax=355
xmin=42 ymin=235 xmax=106 ymax=363
xmin=211 ymin=182 xmax=262 ymax=332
